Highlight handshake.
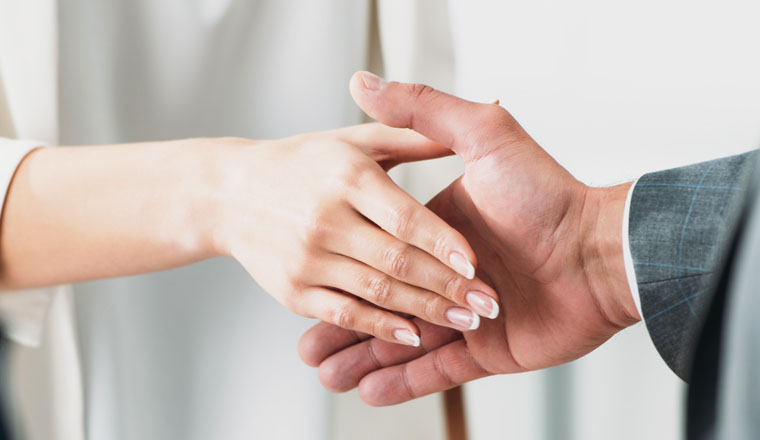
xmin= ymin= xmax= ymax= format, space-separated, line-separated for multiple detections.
xmin=295 ymin=71 xmax=643 ymax=406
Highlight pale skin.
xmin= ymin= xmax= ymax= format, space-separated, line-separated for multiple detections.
xmin=298 ymin=72 xmax=643 ymax=404
xmin=0 ymin=123 xmax=502 ymax=346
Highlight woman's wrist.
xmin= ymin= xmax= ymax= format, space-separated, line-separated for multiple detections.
xmin=175 ymin=137 xmax=252 ymax=261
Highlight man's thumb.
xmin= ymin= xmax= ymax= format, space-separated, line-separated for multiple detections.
xmin=349 ymin=71 xmax=519 ymax=162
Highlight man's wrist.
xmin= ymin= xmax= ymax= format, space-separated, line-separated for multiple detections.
xmin=580 ymin=183 xmax=641 ymax=329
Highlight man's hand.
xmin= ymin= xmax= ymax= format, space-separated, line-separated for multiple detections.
xmin=298 ymin=72 xmax=642 ymax=405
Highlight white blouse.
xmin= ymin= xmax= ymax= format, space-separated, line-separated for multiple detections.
xmin=1 ymin=1 xmax=372 ymax=439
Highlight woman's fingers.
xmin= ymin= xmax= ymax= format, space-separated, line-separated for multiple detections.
xmin=317 ymin=255 xmax=481 ymax=332
xmin=329 ymin=123 xmax=453 ymax=168
xmin=347 ymin=168 xmax=496 ymax=297
xmin=327 ymin=218 xmax=499 ymax=319
xmin=298 ymin=287 xmax=421 ymax=347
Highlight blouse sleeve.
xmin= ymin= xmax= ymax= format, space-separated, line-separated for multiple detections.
xmin=0 ymin=137 xmax=59 ymax=347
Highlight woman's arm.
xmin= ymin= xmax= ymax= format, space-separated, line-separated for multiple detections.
xmin=0 ymin=124 xmax=500 ymax=345
xmin=1 ymin=139 xmax=223 ymax=286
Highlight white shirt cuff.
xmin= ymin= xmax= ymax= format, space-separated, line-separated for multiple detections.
xmin=0 ymin=137 xmax=59 ymax=346
xmin=621 ymin=178 xmax=642 ymax=319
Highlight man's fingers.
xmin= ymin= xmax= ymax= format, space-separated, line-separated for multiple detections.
xmin=315 ymin=319 xmax=460 ymax=392
xmin=349 ymin=71 xmax=525 ymax=162
xmin=298 ymin=321 xmax=372 ymax=367
xmin=357 ymin=339 xmax=491 ymax=406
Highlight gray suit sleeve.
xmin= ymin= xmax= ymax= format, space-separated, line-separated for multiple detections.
xmin=628 ymin=151 xmax=756 ymax=380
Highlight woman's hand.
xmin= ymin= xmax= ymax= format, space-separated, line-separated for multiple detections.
xmin=0 ymin=124 xmax=498 ymax=346
xmin=209 ymin=124 xmax=500 ymax=346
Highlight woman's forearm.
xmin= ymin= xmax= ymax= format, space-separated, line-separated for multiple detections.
xmin=0 ymin=139 xmax=224 ymax=288
xmin=0 ymin=125 xmax=502 ymax=346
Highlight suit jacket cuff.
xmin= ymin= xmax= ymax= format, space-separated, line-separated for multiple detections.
xmin=628 ymin=152 xmax=755 ymax=380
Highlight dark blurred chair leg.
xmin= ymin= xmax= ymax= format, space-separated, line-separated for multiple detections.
xmin=444 ymin=386 xmax=468 ymax=440
xmin=0 ymin=335 xmax=11 ymax=440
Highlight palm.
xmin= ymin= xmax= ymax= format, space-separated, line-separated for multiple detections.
xmin=427 ymin=143 xmax=615 ymax=373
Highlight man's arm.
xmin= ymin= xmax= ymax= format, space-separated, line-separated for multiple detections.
xmin=298 ymin=73 xmax=754 ymax=404
xmin=627 ymin=152 xmax=756 ymax=380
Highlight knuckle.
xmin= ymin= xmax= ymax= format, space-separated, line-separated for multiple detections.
xmin=335 ymin=158 xmax=374 ymax=191
xmin=388 ymin=204 xmax=417 ymax=239
xmin=432 ymin=232 xmax=449 ymax=261
xmin=477 ymin=104 xmax=511 ymax=126
xmin=443 ymin=274 xmax=466 ymax=301
xmin=301 ymin=207 xmax=332 ymax=247
xmin=329 ymin=303 xmax=356 ymax=329
xmin=369 ymin=315 xmax=383 ymax=338
xmin=364 ymin=275 xmax=393 ymax=305
xmin=370 ymin=315 xmax=394 ymax=340
xmin=285 ymin=251 xmax=314 ymax=281
xmin=407 ymin=83 xmax=436 ymax=102
xmin=460 ymin=105 xmax=515 ymax=153
xmin=383 ymin=243 xmax=412 ymax=278
xmin=424 ymin=295 xmax=447 ymax=320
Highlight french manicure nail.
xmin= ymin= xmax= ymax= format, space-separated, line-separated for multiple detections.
xmin=466 ymin=291 xmax=500 ymax=319
xmin=393 ymin=329 xmax=421 ymax=347
xmin=449 ymin=252 xmax=475 ymax=280
xmin=446 ymin=307 xmax=481 ymax=330
xmin=361 ymin=71 xmax=387 ymax=91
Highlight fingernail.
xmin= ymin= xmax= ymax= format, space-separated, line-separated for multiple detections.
xmin=393 ymin=329 xmax=421 ymax=347
xmin=466 ymin=291 xmax=500 ymax=319
xmin=361 ymin=71 xmax=387 ymax=91
xmin=449 ymin=252 xmax=475 ymax=280
xmin=446 ymin=307 xmax=480 ymax=330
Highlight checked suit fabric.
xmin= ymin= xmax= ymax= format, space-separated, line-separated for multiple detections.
xmin=628 ymin=152 xmax=756 ymax=381
xmin=629 ymin=150 xmax=760 ymax=439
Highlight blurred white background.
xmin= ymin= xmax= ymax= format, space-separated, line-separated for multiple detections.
xmin=335 ymin=0 xmax=760 ymax=439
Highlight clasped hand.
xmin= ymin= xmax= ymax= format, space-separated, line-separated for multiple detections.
xmin=218 ymin=119 xmax=502 ymax=347
xmin=297 ymin=72 xmax=642 ymax=405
